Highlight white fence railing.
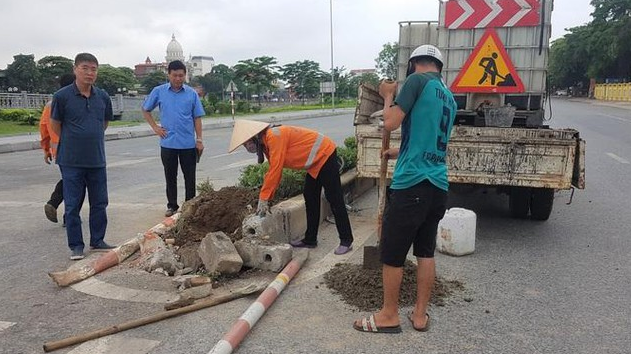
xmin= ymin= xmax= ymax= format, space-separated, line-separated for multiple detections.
xmin=0 ymin=92 xmax=130 ymax=116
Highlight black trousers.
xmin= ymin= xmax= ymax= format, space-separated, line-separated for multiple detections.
xmin=161 ymin=147 xmax=197 ymax=210
xmin=303 ymin=150 xmax=353 ymax=247
xmin=47 ymin=179 xmax=64 ymax=208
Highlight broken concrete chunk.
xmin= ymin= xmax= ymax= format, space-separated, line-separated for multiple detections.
xmin=234 ymin=237 xmax=293 ymax=272
xmin=141 ymin=247 xmax=182 ymax=276
xmin=172 ymin=275 xmax=211 ymax=289
xmin=174 ymin=267 xmax=194 ymax=276
xmin=178 ymin=283 xmax=213 ymax=300
xmin=177 ymin=244 xmax=203 ymax=272
xmin=198 ymin=231 xmax=243 ymax=275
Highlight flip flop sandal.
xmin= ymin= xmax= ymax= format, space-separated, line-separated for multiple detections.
xmin=353 ymin=314 xmax=402 ymax=334
xmin=408 ymin=312 xmax=430 ymax=332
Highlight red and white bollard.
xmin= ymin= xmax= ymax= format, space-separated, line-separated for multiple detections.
xmin=208 ymin=250 xmax=308 ymax=354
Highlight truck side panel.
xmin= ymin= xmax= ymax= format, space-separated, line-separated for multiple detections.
xmin=357 ymin=124 xmax=582 ymax=190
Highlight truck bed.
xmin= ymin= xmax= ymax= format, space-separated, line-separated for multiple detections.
xmin=356 ymin=124 xmax=585 ymax=189
xmin=354 ymin=84 xmax=585 ymax=190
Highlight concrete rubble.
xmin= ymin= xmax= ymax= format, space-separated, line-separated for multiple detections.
xmin=137 ymin=232 xmax=183 ymax=276
xmin=234 ymin=237 xmax=293 ymax=272
xmin=198 ymin=231 xmax=243 ymax=275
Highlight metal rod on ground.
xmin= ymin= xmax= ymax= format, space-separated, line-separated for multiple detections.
xmin=42 ymin=283 xmax=265 ymax=352
xmin=208 ymin=250 xmax=309 ymax=354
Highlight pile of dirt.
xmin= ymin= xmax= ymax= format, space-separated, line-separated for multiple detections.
xmin=168 ymin=186 xmax=259 ymax=246
xmin=324 ymin=262 xmax=465 ymax=312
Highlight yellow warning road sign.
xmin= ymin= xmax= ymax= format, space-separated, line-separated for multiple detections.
xmin=451 ymin=28 xmax=525 ymax=93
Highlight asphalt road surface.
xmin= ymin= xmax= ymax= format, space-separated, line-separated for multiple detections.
xmin=0 ymin=101 xmax=629 ymax=354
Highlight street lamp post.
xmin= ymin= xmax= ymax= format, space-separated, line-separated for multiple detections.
xmin=330 ymin=0 xmax=335 ymax=111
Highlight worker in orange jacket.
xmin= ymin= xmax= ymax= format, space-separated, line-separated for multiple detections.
xmin=40 ymin=73 xmax=76 ymax=224
xmin=229 ymin=119 xmax=354 ymax=255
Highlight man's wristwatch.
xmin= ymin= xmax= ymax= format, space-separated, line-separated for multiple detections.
xmin=196 ymin=138 xmax=203 ymax=143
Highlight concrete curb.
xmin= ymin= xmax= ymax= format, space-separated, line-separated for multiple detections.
xmin=0 ymin=109 xmax=353 ymax=154
xmin=264 ymin=170 xmax=375 ymax=244
xmin=565 ymin=97 xmax=631 ymax=111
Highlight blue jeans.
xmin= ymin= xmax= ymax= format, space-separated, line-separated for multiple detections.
xmin=60 ymin=166 xmax=108 ymax=251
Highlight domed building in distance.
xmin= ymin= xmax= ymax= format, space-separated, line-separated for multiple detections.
xmin=134 ymin=34 xmax=214 ymax=82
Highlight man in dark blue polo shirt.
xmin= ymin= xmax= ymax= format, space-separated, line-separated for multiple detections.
xmin=50 ymin=53 xmax=114 ymax=260
xmin=142 ymin=60 xmax=205 ymax=217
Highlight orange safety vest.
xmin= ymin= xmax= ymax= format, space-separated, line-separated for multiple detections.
xmin=39 ymin=102 xmax=60 ymax=158
xmin=259 ymin=125 xmax=336 ymax=201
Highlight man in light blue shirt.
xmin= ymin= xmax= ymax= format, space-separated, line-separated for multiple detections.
xmin=142 ymin=60 xmax=205 ymax=216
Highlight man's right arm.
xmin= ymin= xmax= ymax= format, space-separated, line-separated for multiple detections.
xmin=142 ymin=89 xmax=167 ymax=138
xmin=50 ymin=96 xmax=62 ymax=138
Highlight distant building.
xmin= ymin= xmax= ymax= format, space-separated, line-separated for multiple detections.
xmin=134 ymin=57 xmax=166 ymax=79
xmin=188 ymin=56 xmax=215 ymax=78
xmin=350 ymin=69 xmax=377 ymax=76
xmin=134 ymin=34 xmax=214 ymax=81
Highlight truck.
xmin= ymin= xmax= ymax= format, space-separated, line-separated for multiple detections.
xmin=354 ymin=0 xmax=585 ymax=221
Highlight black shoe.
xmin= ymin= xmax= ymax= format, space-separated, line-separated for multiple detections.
xmin=70 ymin=248 xmax=85 ymax=260
xmin=165 ymin=208 xmax=178 ymax=217
xmin=44 ymin=203 xmax=58 ymax=223
xmin=90 ymin=241 xmax=116 ymax=251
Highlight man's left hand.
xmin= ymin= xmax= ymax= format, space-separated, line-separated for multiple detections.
xmin=196 ymin=141 xmax=204 ymax=159
xmin=44 ymin=152 xmax=53 ymax=164
xmin=378 ymin=80 xmax=397 ymax=99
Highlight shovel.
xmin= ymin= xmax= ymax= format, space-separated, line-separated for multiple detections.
xmin=363 ymin=119 xmax=390 ymax=270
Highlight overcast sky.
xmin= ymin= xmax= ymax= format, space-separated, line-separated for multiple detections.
xmin=1 ymin=0 xmax=593 ymax=72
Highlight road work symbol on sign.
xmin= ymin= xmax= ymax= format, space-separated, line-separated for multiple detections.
xmin=450 ymin=28 xmax=524 ymax=93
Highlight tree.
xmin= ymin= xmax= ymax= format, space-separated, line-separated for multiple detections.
xmin=549 ymin=0 xmax=631 ymax=86
xmin=196 ymin=64 xmax=239 ymax=100
xmin=280 ymin=60 xmax=326 ymax=99
xmin=37 ymin=56 xmax=73 ymax=93
xmin=375 ymin=42 xmax=399 ymax=79
xmin=141 ymin=71 xmax=168 ymax=93
xmin=233 ymin=56 xmax=279 ymax=99
xmin=5 ymin=54 xmax=40 ymax=92
xmin=95 ymin=65 xmax=138 ymax=95
xmin=348 ymin=72 xmax=380 ymax=95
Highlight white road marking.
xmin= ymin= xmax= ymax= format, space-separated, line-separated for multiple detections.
xmin=108 ymin=157 xmax=158 ymax=168
xmin=71 ymin=277 xmax=177 ymax=304
xmin=599 ymin=113 xmax=629 ymax=123
xmin=67 ymin=336 xmax=160 ymax=354
xmin=606 ymin=153 xmax=630 ymax=164
xmin=209 ymin=150 xmax=247 ymax=159
xmin=0 ymin=321 xmax=16 ymax=331
xmin=216 ymin=159 xmax=253 ymax=171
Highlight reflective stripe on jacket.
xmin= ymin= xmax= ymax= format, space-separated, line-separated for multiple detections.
xmin=259 ymin=125 xmax=336 ymax=201
xmin=39 ymin=102 xmax=60 ymax=157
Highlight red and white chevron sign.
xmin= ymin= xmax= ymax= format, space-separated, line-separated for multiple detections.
xmin=444 ymin=0 xmax=540 ymax=29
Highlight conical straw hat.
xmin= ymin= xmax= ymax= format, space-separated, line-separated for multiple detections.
xmin=228 ymin=119 xmax=270 ymax=152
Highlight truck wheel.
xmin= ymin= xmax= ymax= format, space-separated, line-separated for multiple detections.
xmin=509 ymin=187 xmax=531 ymax=219
xmin=530 ymin=188 xmax=554 ymax=221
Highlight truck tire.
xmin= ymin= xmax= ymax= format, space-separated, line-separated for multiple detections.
xmin=530 ymin=188 xmax=555 ymax=221
xmin=509 ymin=187 xmax=531 ymax=219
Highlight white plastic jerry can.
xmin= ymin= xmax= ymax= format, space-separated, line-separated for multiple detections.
xmin=436 ymin=208 xmax=476 ymax=256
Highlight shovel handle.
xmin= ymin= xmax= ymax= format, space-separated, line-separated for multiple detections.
xmin=377 ymin=129 xmax=391 ymax=240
